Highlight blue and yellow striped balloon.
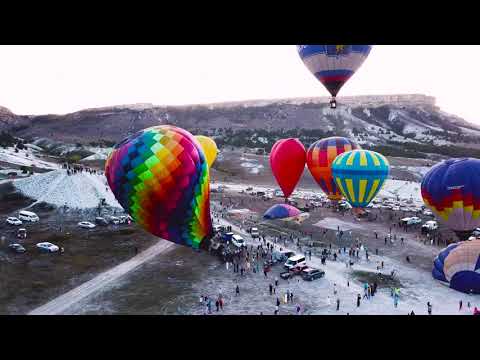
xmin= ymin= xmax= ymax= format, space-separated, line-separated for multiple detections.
xmin=331 ymin=150 xmax=390 ymax=208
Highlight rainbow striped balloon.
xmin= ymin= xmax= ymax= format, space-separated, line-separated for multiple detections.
xmin=331 ymin=150 xmax=390 ymax=208
xmin=105 ymin=125 xmax=212 ymax=249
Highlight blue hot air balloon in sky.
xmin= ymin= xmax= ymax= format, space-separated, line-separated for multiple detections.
xmin=297 ymin=45 xmax=372 ymax=108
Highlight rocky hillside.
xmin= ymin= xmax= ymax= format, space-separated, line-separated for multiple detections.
xmin=1 ymin=94 xmax=480 ymax=159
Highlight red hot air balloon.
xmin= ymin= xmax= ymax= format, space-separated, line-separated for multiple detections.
xmin=269 ymin=139 xmax=306 ymax=200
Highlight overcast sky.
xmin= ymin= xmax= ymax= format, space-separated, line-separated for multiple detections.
xmin=0 ymin=45 xmax=479 ymax=124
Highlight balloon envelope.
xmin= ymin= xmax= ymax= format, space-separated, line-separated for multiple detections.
xmin=331 ymin=150 xmax=390 ymax=208
xmin=297 ymin=45 xmax=372 ymax=97
xmin=433 ymin=240 xmax=480 ymax=294
xmin=105 ymin=125 xmax=213 ymax=249
xmin=421 ymin=158 xmax=480 ymax=240
xmin=264 ymin=204 xmax=301 ymax=220
xmin=307 ymin=137 xmax=360 ymax=201
xmin=195 ymin=135 xmax=218 ymax=168
xmin=270 ymin=139 xmax=306 ymax=199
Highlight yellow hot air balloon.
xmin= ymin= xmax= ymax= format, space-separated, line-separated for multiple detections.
xmin=195 ymin=135 xmax=218 ymax=168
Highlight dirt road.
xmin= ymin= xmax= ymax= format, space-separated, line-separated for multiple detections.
xmin=29 ymin=239 xmax=175 ymax=315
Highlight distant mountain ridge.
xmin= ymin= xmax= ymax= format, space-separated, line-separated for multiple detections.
xmin=1 ymin=95 xmax=479 ymax=157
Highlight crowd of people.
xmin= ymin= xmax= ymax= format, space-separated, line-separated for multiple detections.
xmin=62 ymin=163 xmax=103 ymax=176
xmin=203 ymin=191 xmax=480 ymax=315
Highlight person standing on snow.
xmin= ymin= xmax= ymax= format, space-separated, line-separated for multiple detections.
xmin=427 ymin=302 xmax=432 ymax=315
xmin=357 ymin=294 xmax=361 ymax=308
xmin=336 ymin=298 xmax=340 ymax=311
xmin=459 ymin=300 xmax=463 ymax=311
xmin=235 ymin=285 xmax=240 ymax=296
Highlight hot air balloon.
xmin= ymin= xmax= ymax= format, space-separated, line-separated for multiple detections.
xmin=270 ymin=139 xmax=306 ymax=200
xmin=105 ymin=125 xmax=213 ymax=249
xmin=331 ymin=149 xmax=390 ymax=214
xmin=307 ymin=137 xmax=360 ymax=201
xmin=195 ymin=135 xmax=218 ymax=168
xmin=421 ymin=158 xmax=480 ymax=241
xmin=263 ymin=204 xmax=302 ymax=220
xmin=433 ymin=240 xmax=480 ymax=294
xmin=297 ymin=45 xmax=372 ymax=108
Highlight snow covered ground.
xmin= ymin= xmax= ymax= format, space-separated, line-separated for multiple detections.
xmin=83 ymin=147 xmax=113 ymax=161
xmin=217 ymin=178 xmax=423 ymax=205
xmin=14 ymin=170 xmax=121 ymax=209
xmin=0 ymin=146 xmax=60 ymax=170
xmin=201 ymin=210 xmax=480 ymax=315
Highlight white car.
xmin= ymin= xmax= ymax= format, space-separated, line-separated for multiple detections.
xmin=392 ymin=206 xmax=400 ymax=211
xmin=408 ymin=217 xmax=422 ymax=225
xmin=19 ymin=210 xmax=39 ymax=222
xmin=423 ymin=210 xmax=434 ymax=217
xmin=231 ymin=235 xmax=246 ymax=248
xmin=6 ymin=217 xmax=22 ymax=226
xmin=422 ymin=221 xmax=438 ymax=231
xmin=78 ymin=221 xmax=96 ymax=229
xmin=401 ymin=217 xmax=421 ymax=226
xmin=36 ymin=242 xmax=59 ymax=253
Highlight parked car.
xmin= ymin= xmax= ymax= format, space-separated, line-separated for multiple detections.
xmin=246 ymin=187 xmax=253 ymax=192
xmin=18 ymin=210 xmax=39 ymax=222
xmin=302 ymin=268 xmax=325 ymax=281
xmin=231 ymin=235 xmax=246 ymax=248
xmin=401 ymin=217 xmax=422 ymax=226
xmin=95 ymin=217 xmax=109 ymax=226
xmin=422 ymin=220 xmax=438 ymax=232
xmin=213 ymin=225 xmax=224 ymax=234
xmin=6 ymin=217 xmax=22 ymax=226
xmin=473 ymin=228 xmax=480 ymax=237
xmin=9 ymin=243 xmax=26 ymax=253
xmin=409 ymin=217 xmax=422 ymax=225
xmin=284 ymin=255 xmax=307 ymax=270
xmin=423 ymin=210 xmax=434 ymax=217
xmin=273 ymin=250 xmax=296 ymax=263
xmin=36 ymin=242 xmax=59 ymax=253
xmin=78 ymin=221 xmax=96 ymax=229
xmin=392 ymin=206 xmax=400 ymax=211
xmin=249 ymin=227 xmax=260 ymax=239
xmin=339 ymin=201 xmax=352 ymax=210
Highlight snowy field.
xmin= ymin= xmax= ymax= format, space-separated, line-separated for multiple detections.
xmin=193 ymin=211 xmax=480 ymax=315
xmin=0 ymin=146 xmax=60 ymax=170
xmin=215 ymin=178 xmax=423 ymax=205
xmin=14 ymin=169 xmax=121 ymax=209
